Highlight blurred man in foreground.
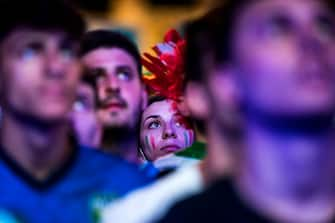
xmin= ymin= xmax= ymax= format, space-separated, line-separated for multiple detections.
xmin=159 ymin=0 xmax=335 ymax=222
xmin=0 ymin=1 xmax=150 ymax=222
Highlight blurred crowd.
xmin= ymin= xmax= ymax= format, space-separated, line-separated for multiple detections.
xmin=0 ymin=0 xmax=335 ymax=222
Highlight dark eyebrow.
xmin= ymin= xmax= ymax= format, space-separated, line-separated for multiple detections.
xmin=144 ymin=115 xmax=160 ymax=122
xmin=115 ymin=65 xmax=132 ymax=72
xmin=76 ymin=93 xmax=90 ymax=102
xmin=316 ymin=12 xmax=335 ymax=24
xmin=26 ymin=41 xmax=44 ymax=49
xmin=83 ymin=67 xmax=106 ymax=79
xmin=12 ymin=38 xmax=44 ymax=53
xmin=60 ymin=37 xmax=79 ymax=50
xmin=81 ymin=67 xmax=105 ymax=87
xmin=89 ymin=67 xmax=106 ymax=76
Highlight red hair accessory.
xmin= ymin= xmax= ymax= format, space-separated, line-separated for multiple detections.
xmin=142 ymin=29 xmax=186 ymax=101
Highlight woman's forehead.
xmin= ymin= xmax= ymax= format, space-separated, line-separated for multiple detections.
xmin=142 ymin=100 xmax=179 ymax=120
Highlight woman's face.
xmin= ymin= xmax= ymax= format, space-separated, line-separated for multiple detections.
xmin=140 ymin=99 xmax=195 ymax=161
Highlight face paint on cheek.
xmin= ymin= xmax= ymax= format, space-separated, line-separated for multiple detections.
xmin=145 ymin=135 xmax=156 ymax=153
xmin=145 ymin=135 xmax=151 ymax=152
xmin=189 ymin=130 xmax=194 ymax=146
xmin=184 ymin=130 xmax=194 ymax=148
xmin=184 ymin=131 xmax=189 ymax=148
xmin=144 ymin=135 xmax=153 ymax=160
xmin=150 ymin=135 xmax=156 ymax=151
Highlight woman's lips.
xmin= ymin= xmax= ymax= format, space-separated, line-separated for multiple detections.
xmin=160 ymin=145 xmax=181 ymax=152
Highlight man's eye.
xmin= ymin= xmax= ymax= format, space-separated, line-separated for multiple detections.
xmin=61 ymin=48 xmax=75 ymax=60
xmin=60 ymin=40 xmax=77 ymax=60
xmin=117 ymin=71 xmax=131 ymax=81
xmin=73 ymin=96 xmax=92 ymax=111
xmin=264 ymin=15 xmax=292 ymax=37
xmin=316 ymin=15 xmax=335 ymax=39
xmin=88 ymin=69 xmax=106 ymax=84
xmin=73 ymin=101 xmax=85 ymax=112
xmin=21 ymin=44 xmax=42 ymax=60
xmin=148 ymin=121 xmax=161 ymax=129
xmin=21 ymin=49 xmax=37 ymax=60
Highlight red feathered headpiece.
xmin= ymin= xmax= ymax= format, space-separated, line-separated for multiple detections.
xmin=142 ymin=29 xmax=186 ymax=101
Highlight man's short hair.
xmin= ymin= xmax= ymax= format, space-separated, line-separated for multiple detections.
xmin=79 ymin=30 xmax=142 ymax=75
xmin=0 ymin=0 xmax=86 ymax=44
xmin=184 ymin=0 xmax=335 ymax=83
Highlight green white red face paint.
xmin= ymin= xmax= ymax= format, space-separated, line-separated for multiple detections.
xmin=141 ymin=99 xmax=195 ymax=161
xmin=145 ymin=135 xmax=156 ymax=153
xmin=183 ymin=130 xmax=194 ymax=148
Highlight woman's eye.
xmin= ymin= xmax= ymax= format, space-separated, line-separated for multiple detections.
xmin=117 ymin=71 xmax=131 ymax=81
xmin=148 ymin=121 xmax=161 ymax=129
xmin=174 ymin=115 xmax=192 ymax=129
xmin=175 ymin=121 xmax=182 ymax=128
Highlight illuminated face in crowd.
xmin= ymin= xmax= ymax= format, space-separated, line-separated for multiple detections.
xmin=0 ymin=29 xmax=81 ymax=122
xmin=82 ymin=47 xmax=146 ymax=130
xmin=140 ymin=99 xmax=194 ymax=161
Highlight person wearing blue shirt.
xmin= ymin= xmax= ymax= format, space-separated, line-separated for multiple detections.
xmin=0 ymin=1 xmax=151 ymax=222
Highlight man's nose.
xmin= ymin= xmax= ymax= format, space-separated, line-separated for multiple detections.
xmin=45 ymin=50 xmax=67 ymax=80
xmin=105 ymin=75 xmax=121 ymax=94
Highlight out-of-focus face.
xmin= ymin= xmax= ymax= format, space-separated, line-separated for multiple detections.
xmin=82 ymin=47 xmax=145 ymax=130
xmin=72 ymin=82 xmax=101 ymax=148
xmin=140 ymin=99 xmax=194 ymax=161
xmin=0 ymin=29 xmax=81 ymax=122
xmin=209 ymin=0 xmax=335 ymax=119
xmin=73 ymin=82 xmax=95 ymax=112
xmin=205 ymin=0 xmax=335 ymax=189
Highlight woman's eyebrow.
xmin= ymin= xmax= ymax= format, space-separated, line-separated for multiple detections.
xmin=144 ymin=115 xmax=160 ymax=122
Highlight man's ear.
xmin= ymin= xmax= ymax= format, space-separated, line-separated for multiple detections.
xmin=141 ymin=86 xmax=148 ymax=111
xmin=185 ymin=81 xmax=210 ymax=119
